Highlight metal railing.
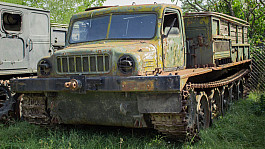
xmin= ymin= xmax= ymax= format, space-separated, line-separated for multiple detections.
xmin=248 ymin=45 xmax=265 ymax=92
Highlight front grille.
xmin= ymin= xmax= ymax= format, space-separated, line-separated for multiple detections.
xmin=57 ymin=54 xmax=110 ymax=74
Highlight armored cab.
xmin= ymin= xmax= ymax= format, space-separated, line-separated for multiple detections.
xmin=10 ymin=4 xmax=251 ymax=140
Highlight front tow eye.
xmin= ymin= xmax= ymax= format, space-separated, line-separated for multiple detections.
xmin=64 ymin=79 xmax=82 ymax=91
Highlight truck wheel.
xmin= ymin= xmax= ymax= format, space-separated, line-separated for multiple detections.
xmin=196 ymin=91 xmax=210 ymax=130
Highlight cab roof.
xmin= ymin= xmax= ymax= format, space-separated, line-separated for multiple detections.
xmin=72 ymin=4 xmax=181 ymax=20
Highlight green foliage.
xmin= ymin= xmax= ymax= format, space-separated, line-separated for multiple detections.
xmin=0 ymin=0 xmax=106 ymax=24
xmin=252 ymin=93 xmax=265 ymax=116
xmin=172 ymin=0 xmax=265 ymax=45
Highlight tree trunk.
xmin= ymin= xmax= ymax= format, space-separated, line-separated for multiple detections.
xmin=224 ymin=0 xmax=235 ymax=16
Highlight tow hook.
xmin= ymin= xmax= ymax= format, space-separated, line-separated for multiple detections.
xmin=64 ymin=79 xmax=82 ymax=91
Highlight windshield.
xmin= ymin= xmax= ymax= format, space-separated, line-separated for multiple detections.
xmin=70 ymin=13 xmax=157 ymax=43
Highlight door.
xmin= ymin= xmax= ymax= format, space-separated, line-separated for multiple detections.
xmin=0 ymin=8 xmax=28 ymax=70
xmin=28 ymin=11 xmax=50 ymax=70
xmin=162 ymin=8 xmax=185 ymax=70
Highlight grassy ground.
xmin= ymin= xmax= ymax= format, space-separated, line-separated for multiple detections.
xmin=0 ymin=92 xmax=264 ymax=149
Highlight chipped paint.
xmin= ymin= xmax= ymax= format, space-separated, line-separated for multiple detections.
xmin=199 ymin=17 xmax=210 ymax=25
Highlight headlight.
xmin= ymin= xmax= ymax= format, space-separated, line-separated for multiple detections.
xmin=38 ymin=58 xmax=52 ymax=76
xmin=117 ymin=55 xmax=135 ymax=74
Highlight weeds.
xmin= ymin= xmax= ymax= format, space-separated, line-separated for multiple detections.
xmin=252 ymin=93 xmax=265 ymax=116
xmin=0 ymin=92 xmax=264 ymax=149
xmin=184 ymin=92 xmax=265 ymax=149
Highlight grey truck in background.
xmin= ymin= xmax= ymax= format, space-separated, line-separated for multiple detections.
xmin=0 ymin=2 xmax=67 ymax=120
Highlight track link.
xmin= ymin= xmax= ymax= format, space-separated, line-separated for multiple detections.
xmin=150 ymin=112 xmax=194 ymax=140
xmin=0 ymin=84 xmax=17 ymax=122
xmin=21 ymin=94 xmax=50 ymax=125
xmin=150 ymin=88 xmax=198 ymax=140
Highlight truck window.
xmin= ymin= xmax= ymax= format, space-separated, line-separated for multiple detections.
xmin=2 ymin=12 xmax=22 ymax=32
xmin=70 ymin=15 xmax=110 ymax=43
xmin=109 ymin=14 xmax=156 ymax=39
xmin=69 ymin=13 xmax=157 ymax=44
xmin=163 ymin=12 xmax=180 ymax=35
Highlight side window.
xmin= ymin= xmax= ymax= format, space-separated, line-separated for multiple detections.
xmin=163 ymin=11 xmax=180 ymax=36
xmin=2 ymin=12 xmax=22 ymax=32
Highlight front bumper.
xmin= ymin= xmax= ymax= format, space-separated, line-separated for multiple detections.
xmin=10 ymin=75 xmax=181 ymax=93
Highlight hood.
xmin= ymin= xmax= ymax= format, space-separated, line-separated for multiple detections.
xmin=54 ymin=41 xmax=156 ymax=56
xmin=49 ymin=41 xmax=158 ymax=77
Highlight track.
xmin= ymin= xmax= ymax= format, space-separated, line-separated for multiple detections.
xmin=151 ymin=69 xmax=248 ymax=140
xmin=0 ymin=84 xmax=17 ymax=122
xmin=21 ymin=94 xmax=50 ymax=125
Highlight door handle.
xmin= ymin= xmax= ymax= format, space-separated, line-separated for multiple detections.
xmin=27 ymin=38 xmax=33 ymax=52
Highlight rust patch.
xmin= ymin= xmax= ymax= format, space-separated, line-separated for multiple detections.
xmin=121 ymin=80 xmax=154 ymax=91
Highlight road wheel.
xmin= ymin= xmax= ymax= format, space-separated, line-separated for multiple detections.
xmin=232 ymin=82 xmax=239 ymax=101
xmin=221 ymin=86 xmax=230 ymax=115
xmin=209 ymin=88 xmax=222 ymax=122
xmin=196 ymin=91 xmax=210 ymax=130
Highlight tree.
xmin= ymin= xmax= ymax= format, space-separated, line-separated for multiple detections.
xmin=0 ymin=0 xmax=106 ymax=24
xmin=171 ymin=0 xmax=265 ymax=45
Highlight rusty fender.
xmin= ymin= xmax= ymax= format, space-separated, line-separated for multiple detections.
xmin=10 ymin=75 xmax=182 ymax=93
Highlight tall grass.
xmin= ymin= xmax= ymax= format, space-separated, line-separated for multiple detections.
xmin=0 ymin=121 xmax=177 ymax=148
xmin=0 ymin=92 xmax=264 ymax=149
xmin=183 ymin=92 xmax=265 ymax=149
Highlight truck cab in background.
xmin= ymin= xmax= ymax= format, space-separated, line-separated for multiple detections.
xmin=0 ymin=2 xmax=67 ymax=121
xmin=0 ymin=2 xmax=67 ymax=77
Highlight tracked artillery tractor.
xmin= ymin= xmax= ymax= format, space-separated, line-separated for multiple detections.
xmin=10 ymin=4 xmax=251 ymax=140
